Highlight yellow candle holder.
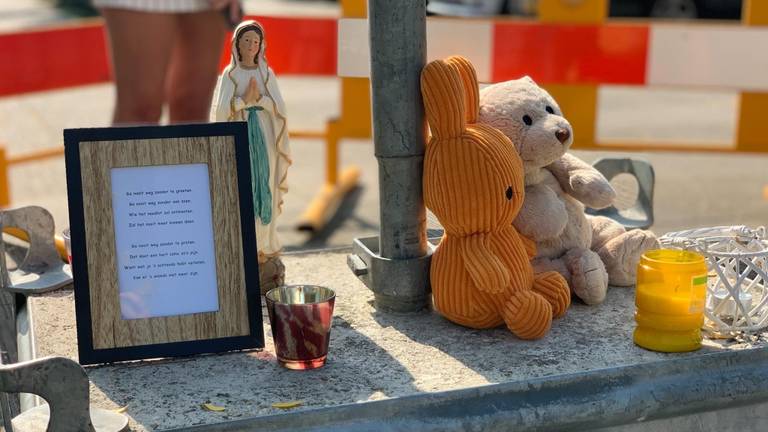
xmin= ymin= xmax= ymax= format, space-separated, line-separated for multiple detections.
xmin=634 ymin=249 xmax=708 ymax=352
xmin=659 ymin=225 xmax=768 ymax=335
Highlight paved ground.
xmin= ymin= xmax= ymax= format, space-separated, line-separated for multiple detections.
xmin=1 ymin=79 xmax=766 ymax=254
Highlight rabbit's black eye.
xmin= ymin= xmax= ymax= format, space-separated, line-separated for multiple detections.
xmin=522 ymin=115 xmax=532 ymax=126
xmin=505 ymin=187 xmax=513 ymax=200
xmin=546 ymin=106 xmax=555 ymax=114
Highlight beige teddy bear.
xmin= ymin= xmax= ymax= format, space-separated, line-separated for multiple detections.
xmin=422 ymin=56 xmax=570 ymax=339
xmin=478 ymin=77 xmax=659 ymax=304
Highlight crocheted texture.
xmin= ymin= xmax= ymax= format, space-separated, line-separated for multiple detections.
xmin=421 ymin=56 xmax=570 ymax=339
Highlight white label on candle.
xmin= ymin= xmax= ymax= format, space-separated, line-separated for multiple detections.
xmin=111 ymin=164 xmax=219 ymax=320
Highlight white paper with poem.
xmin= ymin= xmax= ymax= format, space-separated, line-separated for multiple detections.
xmin=111 ymin=164 xmax=219 ymax=320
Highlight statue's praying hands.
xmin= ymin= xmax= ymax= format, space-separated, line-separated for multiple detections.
xmin=244 ymin=77 xmax=262 ymax=105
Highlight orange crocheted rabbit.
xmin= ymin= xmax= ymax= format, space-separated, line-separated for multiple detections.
xmin=422 ymin=56 xmax=570 ymax=339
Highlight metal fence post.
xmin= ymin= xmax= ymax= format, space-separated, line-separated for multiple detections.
xmin=370 ymin=0 xmax=427 ymax=259
xmin=348 ymin=0 xmax=431 ymax=313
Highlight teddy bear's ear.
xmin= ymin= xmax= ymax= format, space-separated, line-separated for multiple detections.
xmin=446 ymin=56 xmax=480 ymax=124
xmin=521 ymin=75 xmax=537 ymax=86
xmin=421 ymin=58 xmax=466 ymax=139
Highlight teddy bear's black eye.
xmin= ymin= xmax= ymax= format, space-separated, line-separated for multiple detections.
xmin=522 ymin=115 xmax=532 ymax=126
xmin=546 ymin=106 xmax=555 ymax=114
xmin=505 ymin=186 xmax=513 ymax=200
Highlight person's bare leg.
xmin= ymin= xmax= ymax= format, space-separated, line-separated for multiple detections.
xmin=101 ymin=9 xmax=175 ymax=125
xmin=166 ymin=11 xmax=227 ymax=123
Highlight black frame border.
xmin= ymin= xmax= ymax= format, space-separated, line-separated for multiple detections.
xmin=64 ymin=122 xmax=263 ymax=365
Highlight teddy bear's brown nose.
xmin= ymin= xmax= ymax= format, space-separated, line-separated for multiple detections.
xmin=556 ymin=129 xmax=570 ymax=144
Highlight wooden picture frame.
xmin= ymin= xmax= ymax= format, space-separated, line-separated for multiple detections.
xmin=64 ymin=122 xmax=263 ymax=365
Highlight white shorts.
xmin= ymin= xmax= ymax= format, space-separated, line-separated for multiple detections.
xmin=91 ymin=0 xmax=212 ymax=13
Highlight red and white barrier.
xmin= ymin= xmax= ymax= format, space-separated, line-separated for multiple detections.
xmin=339 ymin=18 xmax=768 ymax=91
xmin=647 ymin=25 xmax=768 ymax=91
xmin=4 ymin=16 xmax=768 ymax=97
xmin=0 ymin=16 xmax=337 ymax=97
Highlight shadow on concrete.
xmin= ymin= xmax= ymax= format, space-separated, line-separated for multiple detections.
xmin=86 ymin=315 xmax=418 ymax=431
xmin=367 ymin=288 xmax=727 ymax=386
xmin=368 ymin=302 xmax=535 ymax=384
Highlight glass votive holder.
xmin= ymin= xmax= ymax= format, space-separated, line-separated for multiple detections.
xmin=265 ymin=285 xmax=336 ymax=370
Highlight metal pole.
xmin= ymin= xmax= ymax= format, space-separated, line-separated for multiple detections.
xmin=364 ymin=0 xmax=429 ymax=311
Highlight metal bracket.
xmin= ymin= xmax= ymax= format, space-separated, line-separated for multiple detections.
xmin=586 ymin=157 xmax=655 ymax=230
xmin=0 ymin=206 xmax=73 ymax=421
xmin=0 ymin=206 xmax=72 ymax=295
xmin=348 ymin=236 xmax=434 ymax=313
xmin=1 ymin=357 xmax=129 ymax=432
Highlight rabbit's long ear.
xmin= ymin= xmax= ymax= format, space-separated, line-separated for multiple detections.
xmin=446 ymin=56 xmax=479 ymax=124
xmin=421 ymin=58 xmax=465 ymax=139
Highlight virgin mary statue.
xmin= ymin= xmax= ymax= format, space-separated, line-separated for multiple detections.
xmin=211 ymin=20 xmax=291 ymax=290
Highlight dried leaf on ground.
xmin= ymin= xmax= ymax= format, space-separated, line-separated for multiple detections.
xmin=201 ymin=403 xmax=226 ymax=412
xmin=272 ymin=400 xmax=303 ymax=410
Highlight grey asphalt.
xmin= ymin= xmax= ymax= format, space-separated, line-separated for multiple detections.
xmin=1 ymin=79 xmax=766 ymax=252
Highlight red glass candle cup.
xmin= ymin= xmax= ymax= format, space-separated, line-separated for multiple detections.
xmin=62 ymin=228 xmax=72 ymax=264
xmin=265 ymin=285 xmax=336 ymax=370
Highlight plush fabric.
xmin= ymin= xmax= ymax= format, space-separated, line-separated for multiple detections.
xmin=478 ymin=77 xmax=659 ymax=304
xmin=422 ymin=56 xmax=570 ymax=340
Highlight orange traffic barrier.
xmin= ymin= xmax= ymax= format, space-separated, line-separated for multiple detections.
xmin=2 ymin=226 xmax=68 ymax=261
xmin=293 ymin=0 xmax=367 ymax=232
xmin=336 ymin=0 xmax=768 ymax=154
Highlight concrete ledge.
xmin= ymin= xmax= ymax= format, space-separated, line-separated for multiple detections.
xmin=181 ymin=348 xmax=768 ymax=432
xmin=30 ymin=249 xmax=768 ymax=431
